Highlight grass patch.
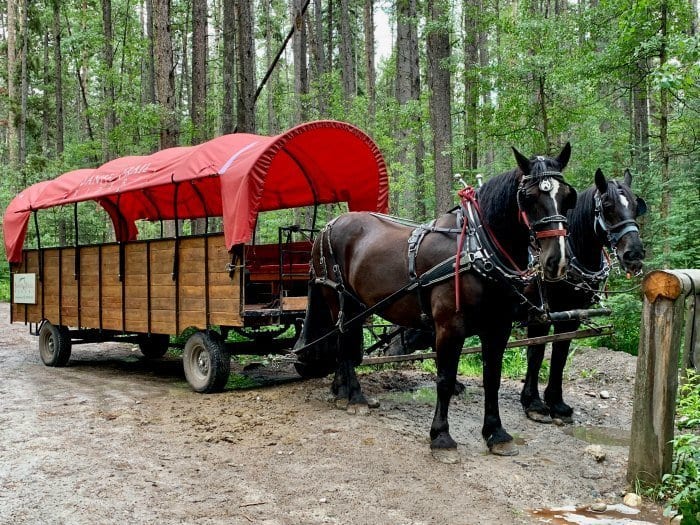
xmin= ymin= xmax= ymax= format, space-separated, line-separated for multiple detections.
xmin=417 ymin=340 xmax=552 ymax=381
xmin=225 ymin=373 xmax=262 ymax=390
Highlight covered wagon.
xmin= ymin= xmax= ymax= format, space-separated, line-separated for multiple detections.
xmin=4 ymin=120 xmax=388 ymax=392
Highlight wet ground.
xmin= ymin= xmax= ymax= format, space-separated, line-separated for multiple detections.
xmin=0 ymin=303 xmax=671 ymax=524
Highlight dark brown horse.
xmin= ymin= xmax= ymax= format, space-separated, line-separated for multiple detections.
xmin=294 ymin=145 xmax=577 ymax=459
xmin=520 ymin=168 xmax=646 ymax=423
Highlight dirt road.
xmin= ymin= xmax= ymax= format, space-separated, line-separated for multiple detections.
xmin=0 ymin=303 xmax=668 ymax=524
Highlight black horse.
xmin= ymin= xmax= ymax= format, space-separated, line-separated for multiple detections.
xmin=294 ymin=144 xmax=577 ymax=459
xmin=520 ymin=168 xmax=646 ymax=423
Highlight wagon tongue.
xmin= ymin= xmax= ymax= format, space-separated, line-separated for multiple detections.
xmin=547 ymin=307 xmax=612 ymax=322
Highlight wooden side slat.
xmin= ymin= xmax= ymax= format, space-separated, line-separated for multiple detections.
xmin=14 ymin=233 xmax=243 ymax=333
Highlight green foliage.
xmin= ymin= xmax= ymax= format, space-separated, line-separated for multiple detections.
xmin=677 ymin=371 xmax=700 ymax=431
xmin=595 ymin=278 xmax=644 ymax=355
xmin=418 ymin=341 xmax=550 ymax=381
xmin=225 ymin=373 xmax=262 ymax=390
xmin=642 ymin=371 xmax=700 ymax=523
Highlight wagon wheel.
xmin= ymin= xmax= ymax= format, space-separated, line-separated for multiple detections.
xmin=39 ymin=322 xmax=72 ymax=367
xmin=183 ymin=331 xmax=230 ymax=393
xmin=138 ymin=333 xmax=171 ymax=359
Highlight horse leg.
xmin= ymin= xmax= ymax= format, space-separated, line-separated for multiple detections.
xmin=544 ymin=320 xmax=579 ymax=423
xmin=520 ymin=322 xmax=552 ymax=423
xmin=481 ymin=326 xmax=518 ymax=456
xmin=330 ymin=321 xmax=372 ymax=415
xmin=429 ymin=327 xmax=463 ymax=463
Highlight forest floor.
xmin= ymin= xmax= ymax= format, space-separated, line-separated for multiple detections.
xmin=0 ymin=302 xmax=672 ymax=525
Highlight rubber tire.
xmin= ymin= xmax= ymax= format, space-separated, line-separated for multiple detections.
xmin=39 ymin=322 xmax=72 ymax=367
xmin=183 ymin=331 xmax=230 ymax=393
xmin=138 ymin=333 xmax=170 ymax=359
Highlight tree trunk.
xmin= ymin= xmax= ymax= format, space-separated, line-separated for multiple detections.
xmin=659 ymin=0 xmax=671 ymax=265
xmin=262 ymin=0 xmax=276 ymax=133
xmin=338 ymin=0 xmax=355 ymax=102
xmin=7 ymin=0 xmax=18 ymax=167
xmin=222 ymin=0 xmax=235 ymax=134
xmin=235 ymin=0 xmax=256 ymax=132
xmin=153 ymin=0 xmax=179 ymax=149
xmin=53 ymin=0 xmax=64 ymax=155
xmin=142 ymin=0 xmax=156 ymax=105
xmin=364 ymin=0 xmax=376 ymax=119
xmin=191 ymin=0 xmax=209 ymax=235
xmin=191 ymin=0 xmax=208 ymax=144
xmin=292 ymin=0 xmax=308 ymax=123
xmin=42 ymin=28 xmax=50 ymax=154
xmin=427 ymin=0 xmax=453 ymax=215
xmin=102 ymin=0 xmax=116 ymax=161
xmin=18 ymin=0 xmax=29 ymax=167
xmin=117 ymin=0 xmax=132 ymax=96
xmin=395 ymin=0 xmax=414 ymax=213
xmin=463 ymin=1 xmax=479 ymax=174
xmin=478 ymin=0 xmax=493 ymax=167
xmin=632 ymin=63 xmax=650 ymax=175
xmin=327 ymin=0 xmax=333 ymax=72
xmin=313 ymin=0 xmax=326 ymax=115
xmin=179 ymin=6 xmax=190 ymax=121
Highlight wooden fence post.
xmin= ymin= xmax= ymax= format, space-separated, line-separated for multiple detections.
xmin=627 ymin=269 xmax=700 ymax=486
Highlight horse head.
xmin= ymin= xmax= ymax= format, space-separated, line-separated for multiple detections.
xmin=512 ymin=143 xmax=578 ymax=282
xmin=594 ymin=168 xmax=646 ymax=275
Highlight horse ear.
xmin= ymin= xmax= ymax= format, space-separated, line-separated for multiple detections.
xmin=636 ymin=197 xmax=648 ymax=216
xmin=624 ymin=168 xmax=632 ymax=187
xmin=512 ymin=147 xmax=531 ymax=175
xmin=556 ymin=142 xmax=571 ymax=170
xmin=594 ymin=168 xmax=608 ymax=193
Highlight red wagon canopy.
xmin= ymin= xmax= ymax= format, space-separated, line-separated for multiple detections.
xmin=3 ymin=120 xmax=389 ymax=263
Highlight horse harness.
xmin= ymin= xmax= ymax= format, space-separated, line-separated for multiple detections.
xmin=564 ymin=184 xmax=642 ymax=299
xmin=309 ymin=172 xmax=571 ymax=335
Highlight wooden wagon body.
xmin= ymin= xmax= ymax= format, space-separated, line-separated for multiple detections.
xmin=4 ymin=120 xmax=388 ymax=392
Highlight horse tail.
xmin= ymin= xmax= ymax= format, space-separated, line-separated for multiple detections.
xmin=293 ymin=278 xmax=338 ymax=378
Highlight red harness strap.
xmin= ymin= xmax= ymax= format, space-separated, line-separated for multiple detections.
xmin=535 ymin=228 xmax=568 ymax=239
xmin=455 ymin=188 xmax=475 ymax=311
xmin=520 ymin=210 xmax=567 ymax=239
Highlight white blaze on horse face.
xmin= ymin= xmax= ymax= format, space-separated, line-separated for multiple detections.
xmin=619 ymin=193 xmax=630 ymax=209
xmin=547 ymin=178 xmax=567 ymax=276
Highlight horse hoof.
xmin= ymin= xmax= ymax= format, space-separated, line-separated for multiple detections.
xmin=347 ymin=403 xmax=370 ymax=416
xmin=552 ymin=416 xmax=573 ymax=425
xmin=526 ymin=410 xmax=553 ymax=424
xmin=489 ymin=441 xmax=519 ymax=456
xmin=431 ymin=448 xmax=460 ymax=464
xmin=367 ymin=397 xmax=380 ymax=409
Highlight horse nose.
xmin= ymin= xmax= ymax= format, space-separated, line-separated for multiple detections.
xmin=544 ymin=251 xmax=568 ymax=279
xmin=623 ymin=247 xmax=645 ymax=262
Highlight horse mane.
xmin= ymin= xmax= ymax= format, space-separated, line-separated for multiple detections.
xmin=477 ymin=169 xmax=520 ymax=229
xmin=567 ymin=185 xmax=602 ymax=268
xmin=476 ymin=168 xmax=529 ymax=267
